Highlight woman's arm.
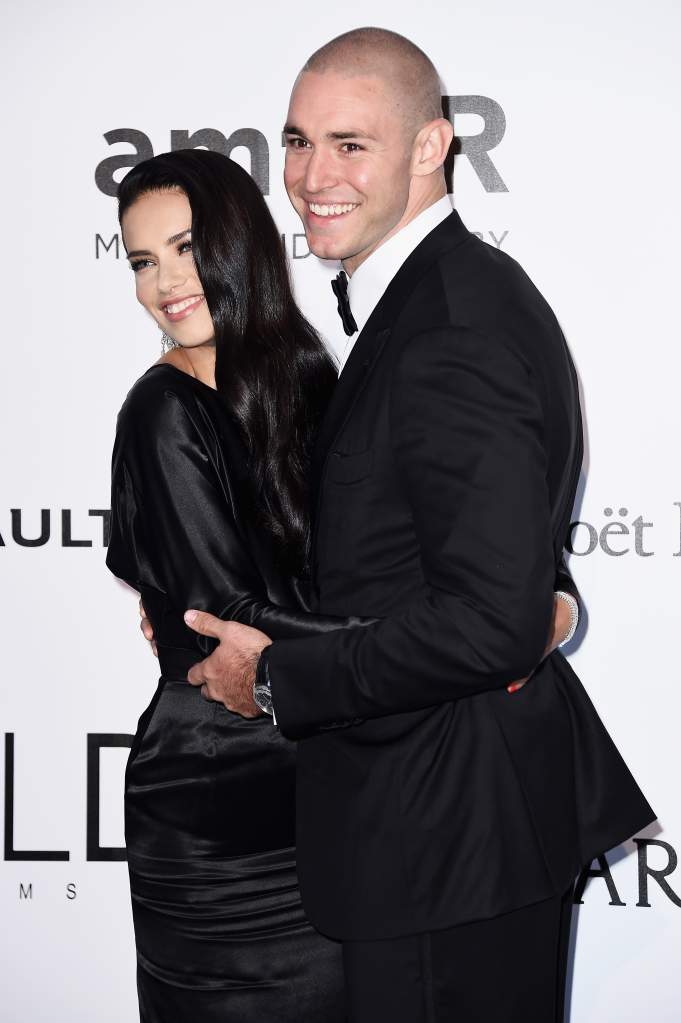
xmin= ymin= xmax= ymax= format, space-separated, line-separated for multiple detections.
xmin=106 ymin=377 xmax=367 ymax=645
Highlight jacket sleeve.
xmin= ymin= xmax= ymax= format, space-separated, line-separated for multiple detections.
xmin=267 ymin=327 xmax=565 ymax=738
xmin=106 ymin=385 xmax=365 ymax=644
xmin=554 ymin=554 xmax=581 ymax=613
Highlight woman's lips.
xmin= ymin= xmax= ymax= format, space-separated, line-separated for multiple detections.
xmin=162 ymin=295 xmax=205 ymax=323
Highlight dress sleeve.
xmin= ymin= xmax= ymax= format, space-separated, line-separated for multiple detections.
xmin=106 ymin=380 xmax=366 ymax=642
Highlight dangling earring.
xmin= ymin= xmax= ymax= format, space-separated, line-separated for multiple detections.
xmin=159 ymin=328 xmax=177 ymax=353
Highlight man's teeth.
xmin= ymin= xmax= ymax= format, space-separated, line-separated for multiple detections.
xmin=309 ymin=202 xmax=358 ymax=217
xmin=165 ymin=296 xmax=202 ymax=314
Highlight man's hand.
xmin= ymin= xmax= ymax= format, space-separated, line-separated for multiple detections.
xmin=139 ymin=600 xmax=157 ymax=657
xmin=506 ymin=592 xmax=572 ymax=694
xmin=184 ymin=611 xmax=272 ymax=718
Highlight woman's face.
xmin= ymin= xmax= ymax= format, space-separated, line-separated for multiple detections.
xmin=121 ymin=188 xmax=214 ymax=348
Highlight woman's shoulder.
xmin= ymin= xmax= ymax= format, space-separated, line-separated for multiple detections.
xmin=118 ymin=363 xmax=209 ymax=431
xmin=114 ymin=364 xmax=247 ymax=472
xmin=113 ymin=365 xmax=211 ymax=479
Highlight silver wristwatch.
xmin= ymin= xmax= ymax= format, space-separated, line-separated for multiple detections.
xmin=555 ymin=591 xmax=579 ymax=647
xmin=253 ymin=658 xmax=274 ymax=716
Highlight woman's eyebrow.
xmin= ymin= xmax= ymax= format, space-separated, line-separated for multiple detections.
xmin=126 ymin=228 xmax=191 ymax=259
xmin=166 ymin=228 xmax=191 ymax=246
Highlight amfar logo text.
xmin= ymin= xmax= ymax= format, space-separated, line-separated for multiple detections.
xmin=93 ymin=96 xmax=509 ymax=198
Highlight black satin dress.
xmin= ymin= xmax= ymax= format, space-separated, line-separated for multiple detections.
xmin=106 ymin=364 xmax=359 ymax=1021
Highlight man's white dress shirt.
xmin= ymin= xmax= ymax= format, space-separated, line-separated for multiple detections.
xmin=337 ymin=195 xmax=454 ymax=375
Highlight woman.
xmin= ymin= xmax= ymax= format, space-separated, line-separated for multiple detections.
xmin=107 ymin=149 xmax=575 ymax=1021
xmin=106 ymin=149 xmax=361 ymax=1021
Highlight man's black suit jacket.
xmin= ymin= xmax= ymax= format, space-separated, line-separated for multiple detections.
xmin=266 ymin=211 xmax=654 ymax=941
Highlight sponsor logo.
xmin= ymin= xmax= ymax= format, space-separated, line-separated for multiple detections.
xmin=4 ymin=504 xmax=681 ymax=555
xmin=95 ymin=231 xmax=323 ymax=262
xmin=4 ymin=733 xmax=131 ymax=864
xmin=4 ymin=722 xmax=678 ymax=915
xmin=95 ymin=227 xmax=511 ymax=263
xmin=0 ymin=510 xmax=110 ymax=548
xmin=568 ymin=503 xmax=681 ymax=557
xmin=575 ymin=843 xmax=681 ymax=909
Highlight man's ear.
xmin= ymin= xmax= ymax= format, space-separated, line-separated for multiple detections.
xmin=411 ymin=118 xmax=454 ymax=177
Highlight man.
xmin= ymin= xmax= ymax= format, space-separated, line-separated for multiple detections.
xmin=166 ymin=28 xmax=652 ymax=1021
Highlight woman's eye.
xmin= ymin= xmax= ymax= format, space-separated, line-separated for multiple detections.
xmin=129 ymin=259 xmax=152 ymax=273
xmin=178 ymin=240 xmax=193 ymax=255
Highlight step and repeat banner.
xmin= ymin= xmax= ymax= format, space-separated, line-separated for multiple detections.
xmin=1 ymin=1 xmax=679 ymax=1019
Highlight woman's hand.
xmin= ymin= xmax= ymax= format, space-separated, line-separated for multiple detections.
xmin=139 ymin=600 xmax=157 ymax=657
xmin=506 ymin=592 xmax=572 ymax=694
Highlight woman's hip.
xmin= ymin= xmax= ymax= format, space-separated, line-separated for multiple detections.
xmin=125 ymin=679 xmax=298 ymax=858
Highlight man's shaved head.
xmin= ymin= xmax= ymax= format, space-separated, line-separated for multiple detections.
xmin=285 ymin=28 xmax=453 ymax=270
xmin=301 ymin=27 xmax=443 ymax=135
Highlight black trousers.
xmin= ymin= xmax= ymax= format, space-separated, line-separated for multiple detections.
xmin=342 ymin=886 xmax=574 ymax=1023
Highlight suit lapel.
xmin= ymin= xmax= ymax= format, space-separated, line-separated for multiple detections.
xmin=311 ymin=322 xmax=390 ymax=493
xmin=312 ymin=210 xmax=471 ymax=502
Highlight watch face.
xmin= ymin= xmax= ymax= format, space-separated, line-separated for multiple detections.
xmin=253 ymin=684 xmax=273 ymax=715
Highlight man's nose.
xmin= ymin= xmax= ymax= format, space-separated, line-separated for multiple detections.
xmin=304 ymin=147 xmax=339 ymax=194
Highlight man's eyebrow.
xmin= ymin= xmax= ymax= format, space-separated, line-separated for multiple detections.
xmin=126 ymin=228 xmax=191 ymax=259
xmin=282 ymin=124 xmax=375 ymax=141
xmin=328 ymin=130 xmax=375 ymax=141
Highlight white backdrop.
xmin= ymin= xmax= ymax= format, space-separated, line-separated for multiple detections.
xmin=1 ymin=1 xmax=679 ymax=1019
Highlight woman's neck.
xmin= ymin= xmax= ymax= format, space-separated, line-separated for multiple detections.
xmin=158 ymin=343 xmax=216 ymax=389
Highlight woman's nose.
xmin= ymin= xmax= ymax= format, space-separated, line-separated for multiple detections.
xmin=158 ymin=263 xmax=188 ymax=295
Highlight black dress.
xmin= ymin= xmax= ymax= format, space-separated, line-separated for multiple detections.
xmin=106 ymin=364 xmax=358 ymax=1022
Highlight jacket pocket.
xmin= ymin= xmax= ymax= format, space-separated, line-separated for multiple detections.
xmin=327 ymin=448 xmax=373 ymax=484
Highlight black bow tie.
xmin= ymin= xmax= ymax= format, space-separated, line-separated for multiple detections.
xmin=331 ymin=271 xmax=358 ymax=337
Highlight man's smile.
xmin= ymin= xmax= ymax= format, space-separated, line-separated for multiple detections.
xmin=307 ymin=201 xmax=360 ymax=219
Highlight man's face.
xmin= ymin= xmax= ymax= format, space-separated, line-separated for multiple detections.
xmin=284 ymin=71 xmax=414 ymax=270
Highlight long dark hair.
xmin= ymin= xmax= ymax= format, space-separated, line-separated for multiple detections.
xmin=117 ymin=149 xmax=336 ymax=572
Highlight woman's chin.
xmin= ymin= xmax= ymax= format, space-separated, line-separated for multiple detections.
xmin=173 ymin=335 xmax=215 ymax=350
